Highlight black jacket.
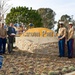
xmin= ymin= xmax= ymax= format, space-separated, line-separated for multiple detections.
xmin=7 ymin=27 xmax=16 ymax=36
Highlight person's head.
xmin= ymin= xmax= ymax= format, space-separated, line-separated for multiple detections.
xmin=10 ymin=23 xmax=14 ymax=27
xmin=69 ymin=22 xmax=73 ymax=28
xmin=1 ymin=23 xmax=4 ymax=28
xmin=59 ymin=21 xmax=64 ymax=28
xmin=20 ymin=24 xmax=22 ymax=27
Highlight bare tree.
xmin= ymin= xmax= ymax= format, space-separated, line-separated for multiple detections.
xmin=0 ymin=0 xmax=11 ymax=23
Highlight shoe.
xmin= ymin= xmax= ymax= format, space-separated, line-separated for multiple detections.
xmin=58 ymin=55 xmax=62 ymax=57
xmin=3 ymin=52 xmax=5 ymax=54
xmin=58 ymin=55 xmax=64 ymax=57
xmin=0 ymin=53 xmax=3 ymax=55
xmin=68 ymin=57 xmax=72 ymax=59
xmin=13 ymin=47 xmax=15 ymax=49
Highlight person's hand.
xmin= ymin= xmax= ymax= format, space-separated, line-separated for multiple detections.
xmin=67 ymin=39 xmax=69 ymax=41
xmin=2 ymin=37 xmax=5 ymax=39
xmin=58 ymin=37 xmax=62 ymax=40
xmin=10 ymin=34 xmax=15 ymax=36
xmin=10 ymin=34 xmax=12 ymax=36
xmin=10 ymin=33 xmax=15 ymax=36
xmin=7 ymin=35 xmax=8 ymax=37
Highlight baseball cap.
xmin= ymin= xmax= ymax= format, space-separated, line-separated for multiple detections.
xmin=69 ymin=22 xmax=73 ymax=25
xmin=59 ymin=21 xmax=64 ymax=25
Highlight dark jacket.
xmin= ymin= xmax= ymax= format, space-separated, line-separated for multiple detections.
xmin=7 ymin=27 xmax=16 ymax=36
xmin=7 ymin=27 xmax=16 ymax=43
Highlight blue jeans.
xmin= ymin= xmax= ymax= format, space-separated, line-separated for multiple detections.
xmin=2 ymin=38 xmax=7 ymax=54
xmin=58 ymin=36 xmax=65 ymax=57
xmin=8 ymin=36 xmax=15 ymax=53
xmin=67 ymin=39 xmax=74 ymax=57
xmin=0 ymin=38 xmax=2 ymax=52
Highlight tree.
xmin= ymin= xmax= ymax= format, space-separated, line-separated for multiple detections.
xmin=37 ymin=8 xmax=56 ymax=29
xmin=56 ymin=14 xmax=72 ymax=32
xmin=60 ymin=14 xmax=71 ymax=28
xmin=0 ymin=0 xmax=11 ymax=23
xmin=5 ymin=6 xmax=43 ymax=27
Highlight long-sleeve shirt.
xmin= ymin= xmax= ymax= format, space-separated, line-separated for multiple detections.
xmin=68 ymin=27 xmax=74 ymax=40
xmin=0 ymin=28 xmax=7 ymax=38
xmin=58 ymin=27 xmax=66 ymax=39
xmin=7 ymin=26 xmax=16 ymax=36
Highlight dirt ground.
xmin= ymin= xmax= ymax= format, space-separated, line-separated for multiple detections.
xmin=0 ymin=44 xmax=75 ymax=75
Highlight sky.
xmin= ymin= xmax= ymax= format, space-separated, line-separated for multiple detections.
xmin=7 ymin=0 xmax=75 ymax=21
xmin=7 ymin=0 xmax=75 ymax=29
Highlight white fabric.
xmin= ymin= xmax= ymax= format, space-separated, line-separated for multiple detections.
xmin=69 ymin=22 xmax=73 ymax=24
xmin=59 ymin=21 xmax=64 ymax=24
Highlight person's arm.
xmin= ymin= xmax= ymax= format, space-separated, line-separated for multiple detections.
xmin=68 ymin=29 xmax=74 ymax=40
xmin=58 ymin=28 xmax=60 ymax=37
xmin=7 ymin=27 xmax=9 ymax=35
xmin=14 ymin=28 xmax=17 ymax=34
xmin=7 ymin=27 xmax=12 ymax=36
xmin=59 ymin=28 xmax=66 ymax=39
xmin=5 ymin=29 xmax=7 ymax=37
xmin=0 ymin=29 xmax=1 ymax=37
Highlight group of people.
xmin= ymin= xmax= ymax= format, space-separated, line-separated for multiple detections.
xmin=0 ymin=23 xmax=16 ymax=54
xmin=0 ymin=21 xmax=74 ymax=58
xmin=58 ymin=21 xmax=74 ymax=58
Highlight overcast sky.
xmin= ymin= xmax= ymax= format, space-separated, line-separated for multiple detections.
xmin=7 ymin=0 xmax=75 ymax=22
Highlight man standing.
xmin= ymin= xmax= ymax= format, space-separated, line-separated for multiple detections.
xmin=0 ymin=23 xmax=2 ymax=53
xmin=7 ymin=23 xmax=16 ymax=53
xmin=0 ymin=23 xmax=7 ymax=54
xmin=67 ymin=22 xmax=74 ymax=58
xmin=58 ymin=21 xmax=66 ymax=57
